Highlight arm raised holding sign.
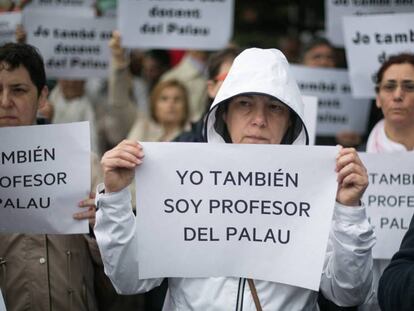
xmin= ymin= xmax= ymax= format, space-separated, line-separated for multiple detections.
xmin=94 ymin=48 xmax=375 ymax=310
xmin=96 ymin=140 xmax=164 ymax=294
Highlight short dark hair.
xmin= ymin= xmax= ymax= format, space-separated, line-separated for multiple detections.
xmin=375 ymin=53 xmax=414 ymax=93
xmin=0 ymin=42 xmax=46 ymax=95
xmin=144 ymin=49 xmax=171 ymax=70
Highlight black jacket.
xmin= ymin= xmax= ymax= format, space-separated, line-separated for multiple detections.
xmin=378 ymin=214 xmax=414 ymax=311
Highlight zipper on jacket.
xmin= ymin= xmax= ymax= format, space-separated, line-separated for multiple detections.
xmin=235 ymin=278 xmax=246 ymax=311
xmin=66 ymin=249 xmax=73 ymax=311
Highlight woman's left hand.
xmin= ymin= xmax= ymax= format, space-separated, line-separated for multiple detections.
xmin=335 ymin=147 xmax=368 ymax=207
xmin=73 ymin=192 xmax=97 ymax=228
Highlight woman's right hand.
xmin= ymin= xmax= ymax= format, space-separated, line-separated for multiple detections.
xmin=101 ymin=140 xmax=144 ymax=193
xmin=15 ymin=24 xmax=27 ymax=43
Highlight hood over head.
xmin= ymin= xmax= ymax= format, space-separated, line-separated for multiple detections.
xmin=204 ymin=48 xmax=308 ymax=145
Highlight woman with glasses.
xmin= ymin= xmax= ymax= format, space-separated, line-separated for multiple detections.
xmin=367 ymin=53 xmax=414 ymax=152
xmin=361 ymin=53 xmax=414 ymax=311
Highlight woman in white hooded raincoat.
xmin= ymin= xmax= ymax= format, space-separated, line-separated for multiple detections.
xmin=94 ymin=48 xmax=375 ymax=311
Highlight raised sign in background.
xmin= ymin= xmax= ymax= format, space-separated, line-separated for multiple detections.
xmin=343 ymin=13 xmax=414 ymax=98
xmin=326 ymin=0 xmax=414 ymax=47
xmin=0 ymin=12 xmax=22 ymax=45
xmin=291 ymin=65 xmax=371 ymax=136
xmin=118 ymin=0 xmax=234 ymax=50
xmin=24 ymin=12 xmax=115 ymax=79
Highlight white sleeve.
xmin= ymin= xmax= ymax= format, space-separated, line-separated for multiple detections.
xmin=320 ymin=202 xmax=376 ymax=307
xmin=94 ymin=185 xmax=164 ymax=294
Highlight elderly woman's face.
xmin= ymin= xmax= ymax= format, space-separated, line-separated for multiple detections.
xmin=155 ymin=86 xmax=186 ymax=126
xmin=224 ymin=94 xmax=291 ymax=144
xmin=376 ymin=63 xmax=414 ymax=128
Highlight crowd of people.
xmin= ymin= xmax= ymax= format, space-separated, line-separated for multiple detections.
xmin=1 ymin=3 xmax=414 ymax=311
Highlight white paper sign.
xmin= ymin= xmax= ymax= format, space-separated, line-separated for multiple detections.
xmin=343 ymin=13 xmax=414 ymax=98
xmin=24 ymin=12 xmax=115 ymax=79
xmin=0 ymin=12 xmax=22 ymax=45
xmin=23 ymin=7 xmax=95 ymax=18
xmin=118 ymin=0 xmax=234 ymax=50
xmin=25 ymin=0 xmax=94 ymax=9
xmin=0 ymin=122 xmax=90 ymax=234
xmin=326 ymin=0 xmax=414 ymax=47
xmin=291 ymin=65 xmax=371 ymax=136
xmin=302 ymin=95 xmax=318 ymax=146
xmin=360 ymin=152 xmax=414 ymax=259
xmin=0 ymin=289 xmax=5 ymax=311
xmin=136 ymin=142 xmax=338 ymax=291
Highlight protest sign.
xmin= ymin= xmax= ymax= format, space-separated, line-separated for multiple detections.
xmin=0 ymin=12 xmax=22 ymax=45
xmin=0 ymin=289 xmax=5 ymax=311
xmin=343 ymin=13 xmax=414 ymax=98
xmin=135 ymin=142 xmax=338 ymax=290
xmin=291 ymin=65 xmax=371 ymax=136
xmin=326 ymin=0 xmax=414 ymax=47
xmin=25 ymin=0 xmax=94 ymax=9
xmin=0 ymin=122 xmax=90 ymax=234
xmin=24 ymin=12 xmax=115 ymax=79
xmin=23 ymin=6 xmax=95 ymax=18
xmin=118 ymin=0 xmax=234 ymax=50
xmin=23 ymin=0 xmax=95 ymax=18
xmin=360 ymin=152 xmax=414 ymax=259
xmin=302 ymin=95 xmax=318 ymax=145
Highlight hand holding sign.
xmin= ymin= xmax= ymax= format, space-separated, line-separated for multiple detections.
xmin=74 ymin=191 xmax=97 ymax=227
xmin=109 ymin=30 xmax=128 ymax=68
xmin=15 ymin=24 xmax=26 ymax=44
xmin=101 ymin=140 xmax=144 ymax=193
xmin=336 ymin=147 xmax=368 ymax=206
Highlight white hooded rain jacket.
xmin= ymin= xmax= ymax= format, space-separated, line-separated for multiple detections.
xmin=94 ymin=48 xmax=375 ymax=311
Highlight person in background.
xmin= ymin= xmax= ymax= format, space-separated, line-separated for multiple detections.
xmin=130 ymin=49 xmax=171 ymax=115
xmin=93 ymin=48 xmax=375 ymax=310
xmin=362 ymin=53 xmax=414 ymax=311
xmin=140 ymin=50 xmax=171 ymax=93
xmin=127 ymin=79 xmax=190 ymax=142
xmin=302 ymin=37 xmax=363 ymax=149
xmin=366 ymin=53 xmax=414 ymax=153
xmin=302 ymin=37 xmax=336 ymax=68
xmin=105 ymin=31 xmax=188 ymax=145
xmin=160 ymin=49 xmax=209 ymax=122
xmin=96 ymin=31 xmax=173 ymax=155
